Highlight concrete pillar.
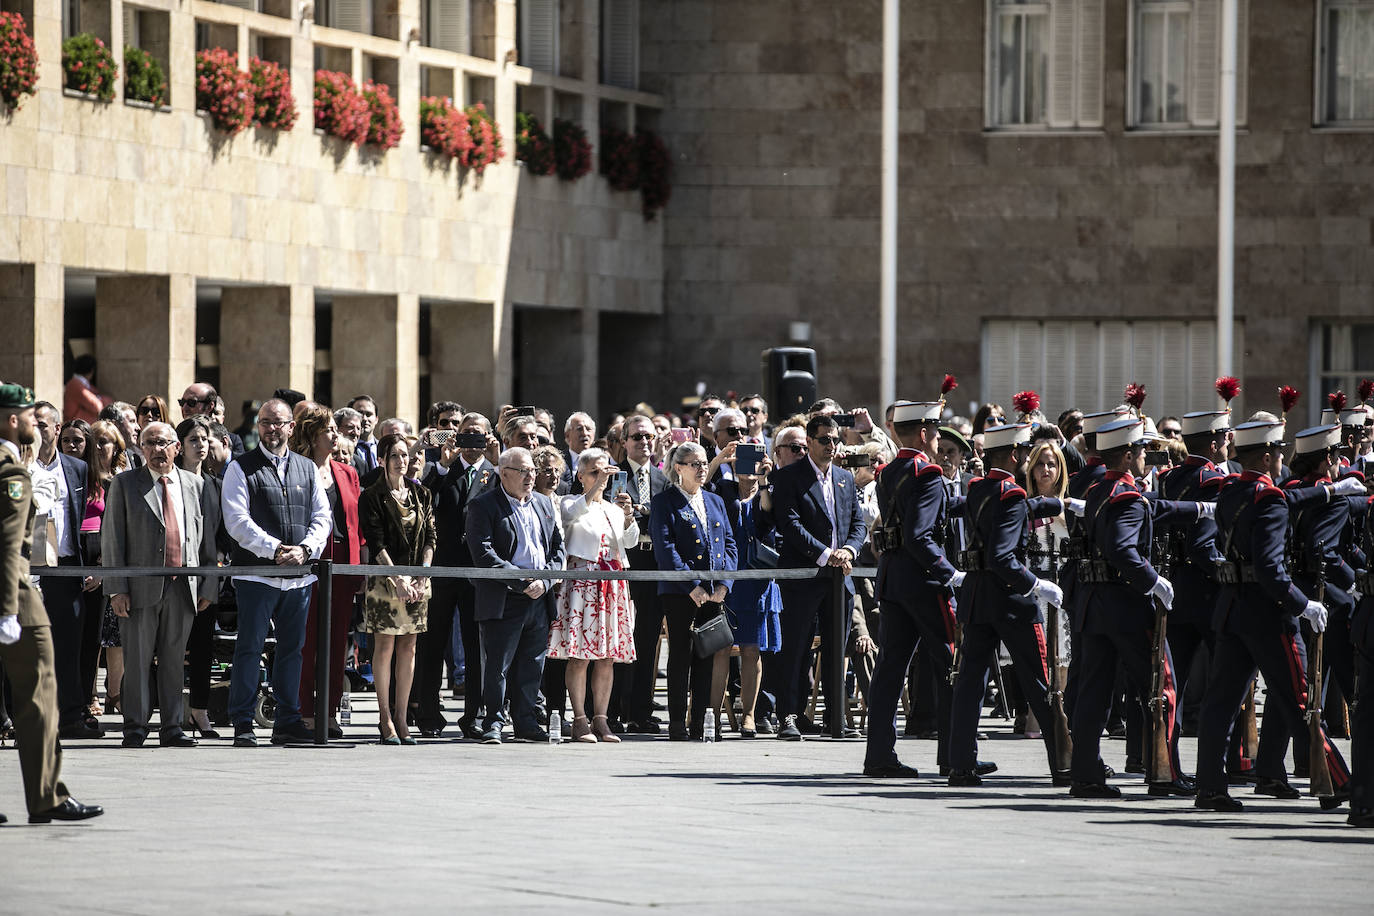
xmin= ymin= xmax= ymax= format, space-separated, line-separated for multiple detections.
xmin=219 ymin=285 xmax=315 ymax=416
xmin=429 ymin=300 xmax=511 ymax=417
xmin=94 ymin=274 xmax=195 ymax=410
xmin=494 ymin=0 xmax=517 ymax=136
xmin=0 ymin=263 xmax=64 ymax=402
xmin=332 ymin=293 xmax=419 ymax=425
xmin=515 ymin=305 xmax=595 ymax=427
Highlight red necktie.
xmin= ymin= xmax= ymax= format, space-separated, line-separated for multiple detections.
xmin=161 ymin=477 xmax=182 ymax=573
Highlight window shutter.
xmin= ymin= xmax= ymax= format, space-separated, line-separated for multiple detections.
xmin=1190 ymin=0 xmax=1222 ymax=127
xmin=122 ymin=5 xmax=137 ymax=46
xmin=602 ymin=0 xmax=639 ymax=89
xmin=331 ymin=0 xmax=370 ymax=33
xmin=1042 ymin=321 xmax=1072 ymax=411
xmin=1157 ymin=322 xmax=1190 ymax=418
xmin=1075 ymin=0 xmax=1104 ymax=127
xmin=1047 ymin=0 xmax=1078 ymax=127
xmin=220 ymin=0 xmax=257 ymax=10
xmin=521 ymin=0 xmax=558 ymax=74
xmin=1070 ymin=322 xmax=1101 ymax=408
xmin=1099 ymin=322 xmax=1133 ymax=408
xmin=982 ymin=321 xmax=1018 ymax=409
xmin=1187 ymin=321 xmax=1218 ymax=408
xmin=431 ymin=0 xmax=470 ymax=53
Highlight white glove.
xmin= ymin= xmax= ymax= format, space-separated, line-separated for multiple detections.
xmin=1031 ymin=578 xmax=1063 ymax=607
xmin=1331 ymin=477 xmax=1365 ymax=497
xmin=0 ymin=615 xmax=20 ymax=645
xmin=1064 ymin=498 xmax=1086 ymax=516
xmin=1302 ymin=600 xmax=1328 ymax=633
xmin=947 ymin=571 xmax=966 ymax=590
xmin=1149 ymin=575 xmax=1175 ymax=610
xmin=1195 ymin=502 xmax=1217 ymax=520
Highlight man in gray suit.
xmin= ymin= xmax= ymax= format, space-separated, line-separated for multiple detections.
xmin=102 ymin=422 xmax=217 ymax=748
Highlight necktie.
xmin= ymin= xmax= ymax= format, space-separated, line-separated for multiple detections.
xmin=466 ymin=464 xmax=477 ymax=488
xmin=161 ymin=477 xmax=182 ymax=574
xmin=637 ymin=467 xmax=649 ymax=505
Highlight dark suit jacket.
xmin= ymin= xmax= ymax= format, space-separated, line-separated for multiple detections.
xmin=53 ymin=453 xmax=89 ymax=562
xmin=101 ymin=466 xmax=217 ymax=609
xmin=424 ymin=457 xmax=499 ymax=567
xmin=649 ymin=486 xmax=736 ymax=596
xmin=358 ymin=477 xmax=436 ymax=568
xmin=620 ymin=459 xmax=671 ymax=567
xmin=768 ymin=458 xmax=867 ymax=570
xmin=465 ymin=487 xmax=565 ymax=621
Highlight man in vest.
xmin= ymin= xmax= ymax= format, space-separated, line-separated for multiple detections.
xmin=221 ymin=399 xmax=332 ymax=747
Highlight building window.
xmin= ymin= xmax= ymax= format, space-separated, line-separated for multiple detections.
xmin=1314 ymin=323 xmax=1374 ymax=421
xmin=1129 ymin=0 xmax=1248 ymax=129
xmin=423 ymin=0 xmax=470 ymax=54
xmin=987 ymin=0 xmax=1103 ymax=130
xmin=519 ymin=0 xmax=559 ymax=74
xmin=1318 ymin=1 xmax=1374 ymax=125
xmin=601 ymin=0 xmax=638 ymax=90
xmin=982 ymin=319 xmax=1244 ymax=420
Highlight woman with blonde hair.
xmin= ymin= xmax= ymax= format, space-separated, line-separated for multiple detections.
xmin=87 ymin=420 xmax=128 ymax=721
xmin=1021 ymin=437 xmax=1069 ymax=741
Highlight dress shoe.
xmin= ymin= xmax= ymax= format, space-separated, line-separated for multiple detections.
xmin=1195 ymin=791 xmax=1244 ymax=812
xmin=28 ymin=798 xmax=104 ymax=824
xmin=1070 ymin=782 xmax=1122 ymax=799
xmin=1106 ymin=721 xmax=1127 ymax=738
xmin=777 ymin=715 xmax=802 ymax=741
xmin=459 ymin=717 xmax=486 ymax=741
xmin=58 ymin=722 xmax=102 ymax=740
xmin=1320 ymin=789 xmax=1351 ymax=811
xmin=668 ymin=724 xmax=690 ymax=741
xmin=327 ymin=718 xmax=344 ymax=740
xmin=796 ymin=715 xmax=823 ymax=735
xmin=739 ymin=727 xmax=756 ymax=739
xmin=419 ymin=726 xmax=444 ymax=739
xmin=121 ymin=733 xmax=147 ymax=748
xmin=607 ymin=718 xmax=626 ymax=735
xmin=0 ymin=812 xmax=6 ymax=824
xmin=863 ymin=762 xmax=920 ymax=779
xmin=233 ymin=726 xmax=258 ymax=748
xmin=159 ymin=732 xmax=197 ymax=748
xmin=825 ymin=724 xmax=862 ymax=739
xmin=514 ymin=728 xmax=550 ymax=743
xmin=939 ymin=761 xmax=998 ymax=777
xmin=626 ymin=719 xmax=661 ymax=735
xmin=270 ymin=721 xmax=315 ymax=745
xmin=1124 ymin=757 xmax=1146 ymax=775
xmin=1148 ymin=779 xmax=1198 ymax=798
xmin=1347 ymin=807 xmax=1374 ymax=827
xmin=946 ymin=770 xmax=982 ymax=787
xmin=1254 ymin=777 xmax=1300 ymax=800
xmin=480 ymin=725 xmax=503 ymax=745
xmin=755 ymin=716 xmax=775 ymax=735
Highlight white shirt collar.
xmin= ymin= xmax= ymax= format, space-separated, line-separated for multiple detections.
xmin=628 ymin=457 xmax=651 ymax=475
xmin=808 ymin=456 xmax=831 ymax=480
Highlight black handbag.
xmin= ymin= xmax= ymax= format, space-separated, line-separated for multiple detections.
xmin=750 ymin=541 xmax=779 ymax=570
xmin=692 ymin=606 xmax=734 ymax=657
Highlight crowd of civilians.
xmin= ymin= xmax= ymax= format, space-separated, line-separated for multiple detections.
xmin=2 ymin=354 xmax=1224 ymax=749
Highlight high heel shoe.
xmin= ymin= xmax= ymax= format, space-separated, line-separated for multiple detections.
xmin=378 ymin=724 xmax=400 ymax=746
xmin=592 ymin=715 xmax=621 ymax=744
xmin=740 ymin=714 xmax=757 ymax=739
xmin=397 ymin=729 xmax=417 ymax=746
xmin=104 ymin=693 xmax=121 ymax=716
xmin=571 ymin=716 xmax=598 ymax=743
xmin=189 ymin=709 xmax=221 ymax=740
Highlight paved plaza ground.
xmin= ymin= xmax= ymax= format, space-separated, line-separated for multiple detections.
xmin=1 ymin=695 xmax=1370 ymax=914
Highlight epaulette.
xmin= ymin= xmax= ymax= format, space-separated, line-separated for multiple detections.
xmin=998 ymin=479 xmax=1026 ymax=501
xmin=913 ymin=457 xmax=942 ymax=479
xmin=1199 ymin=473 xmax=1225 ymax=488
xmin=1281 ymin=478 xmax=1302 ymax=490
xmin=1255 ymin=485 xmax=1284 ymax=504
xmin=1109 ymin=484 xmax=1144 ymax=504
xmin=1340 ymin=469 xmax=1366 ymax=483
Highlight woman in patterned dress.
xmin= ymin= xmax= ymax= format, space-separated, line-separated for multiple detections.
xmin=550 ymin=448 xmax=638 ymax=743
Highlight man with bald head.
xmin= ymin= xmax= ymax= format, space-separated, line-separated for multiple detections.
xmin=465 ymin=447 xmax=565 ymax=744
xmin=181 ymin=383 xmax=244 ymax=457
xmin=221 ymin=399 xmax=332 ymax=746
xmin=102 ymin=422 xmax=218 ymax=747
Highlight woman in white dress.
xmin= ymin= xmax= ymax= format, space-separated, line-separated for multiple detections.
xmin=550 ymin=448 xmax=639 ymax=743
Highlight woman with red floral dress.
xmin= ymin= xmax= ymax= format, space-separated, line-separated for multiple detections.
xmin=550 ymin=448 xmax=638 ymax=743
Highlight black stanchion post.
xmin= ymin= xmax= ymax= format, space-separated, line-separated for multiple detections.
xmin=314 ymin=558 xmax=333 ymax=746
xmin=830 ymin=566 xmax=846 ymax=739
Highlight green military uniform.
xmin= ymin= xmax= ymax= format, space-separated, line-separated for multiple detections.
xmin=0 ymin=399 xmax=71 ymax=816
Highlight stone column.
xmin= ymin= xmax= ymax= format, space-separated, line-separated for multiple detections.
xmin=332 ymin=293 xmax=420 ymax=425
xmin=0 ymin=263 xmax=64 ymax=402
xmin=94 ymin=273 xmax=196 ymax=409
xmin=219 ymin=285 xmax=315 ymax=416
xmin=514 ymin=305 xmax=595 ymax=426
xmin=428 ymin=300 xmax=511 ymax=417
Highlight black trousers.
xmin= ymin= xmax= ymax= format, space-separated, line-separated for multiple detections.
xmin=1197 ymin=624 xmax=1351 ymax=795
xmin=949 ymin=617 xmax=1059 ymax=775
xmin=415 ymin=575 xmax=479 ymax=727
xmin=864 ymin=593 xmax=955 ymax=769
xmin=1351 ymin=642 xmax=1374 ymax=812
xmin=776 ymin=580 xmax=850 ymax=720
xmin=186 ymin=605 xmax=216 ymax=708
xmin=661 ymin=594 xmax=722 ymax=733
xmin=38 ymin=567 xmax=87 ymax=727
xmin=627 ymin=574 xmax=669 ymax=724
xmin=1070 ymin=629 xmax=1181 ymax=784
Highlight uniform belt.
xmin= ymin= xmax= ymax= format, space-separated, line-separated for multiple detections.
xmin=1076 ymin=559 xmax=1122 ymax=584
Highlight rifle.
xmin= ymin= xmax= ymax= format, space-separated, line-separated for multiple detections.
xmin=1308 ymin=576 xmax=1335 ymax=798
xmin=1148 ymin=595 xmax=1173 ymax=785
xmin=1043 ymin=539 xmax=1073 ymax=773
xmin=948 ymin=621 xmax=963 ymax=686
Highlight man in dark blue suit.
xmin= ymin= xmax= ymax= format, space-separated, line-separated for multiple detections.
xmin=417 ymin=412 xmax=500 ymax=739
xmin=1195 ymin=419 xmax=1357 ymax=812
xmin=768 ymin=414 xmax=867 ymax=740
xmin=31 ymin=401 xmax=98 ymax=739
xmin=465 ymin=447 xmax=565 ymax=744
xmin=863 ymin=400 xmax=965 ymax=778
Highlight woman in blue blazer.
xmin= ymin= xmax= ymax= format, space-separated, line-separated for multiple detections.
xmin=650 ymin=442 xmax=738 ymax=740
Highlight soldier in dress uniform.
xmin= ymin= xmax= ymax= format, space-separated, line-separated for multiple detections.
xmin=862 ymin=398 xmax=965 ymax=779
xmin=946 ymin=422 xmax=1066 ymax=787
xmin=1349 ymin=485 xmax=1374 ymax=826
xmin=0 ymin=383 xmax=103 ymax=824
xmin=1067 ymin=416 xmax=1207 ymax=799
xmin=1194 ymin=419 xmax=1359 ymax=812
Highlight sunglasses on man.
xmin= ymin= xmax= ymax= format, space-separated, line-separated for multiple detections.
xmin=178 ymin=397 xmax=212 ymax=408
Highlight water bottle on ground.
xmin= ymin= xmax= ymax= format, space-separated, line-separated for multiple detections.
xmin=703 ymin=712 xmax=716 ymax=743
xmin=549 ymin=711 xmax=561 ymax=745
xmin=339 ymin=693 xmax=351 ymax=726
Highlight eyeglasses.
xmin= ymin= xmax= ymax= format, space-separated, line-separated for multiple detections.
xmin=259 ymin=419 xmax=290 ymax=429
xmin=698 ymin=407 xmax=720 ymax=416
xmin=781 ymin=443 xmax=808 ymax=454
xmin=537 ymin=437 xmax=551 ymax=446
xmin=137 ymin=406 xmax=160 ymax=417
xmin=436 ymin=417 xmax=457 ymax=428
xmin=178 ymin=397 xmax=211 ymax=408
xmin=812 ymin=436 xmax=841 ymax=446
xmin=720 ymin=427 xmax=747 ymax=437
xmin=1161 ymin=427 xmax=1182 ymax=437
xmin=628 ymin=433 xmax=654 ymax=442
xmin=143 ymin=439 xmax=176 ymax=450
xmin=503 ymin=466 xmax=536 ymax=477
xmin=742 ymin=406 xmax=763 ymax=415
xmin=535 ymin=466 xmax=559 ymax=475
xmin=676 ymin=460 xmax=709 ymax=470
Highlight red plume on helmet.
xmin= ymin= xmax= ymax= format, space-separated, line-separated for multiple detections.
xmin=1012 ymin=390 xmax=1040 ymax=418
xmin=1277 ymin=386 xmax=1300 ymax=417
xmin=1330 ymin=390 xmax=1348 ymax=413
xmin=1124 ymin=383 xmax=1146 ymax=415
xmin=1215 ymin=376 xmax=1240 ymax=406
xmin=941 ymin=374 xmax=958 ymax=396
xmin=1359 ymin=378 xmax=1374 ymax=406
